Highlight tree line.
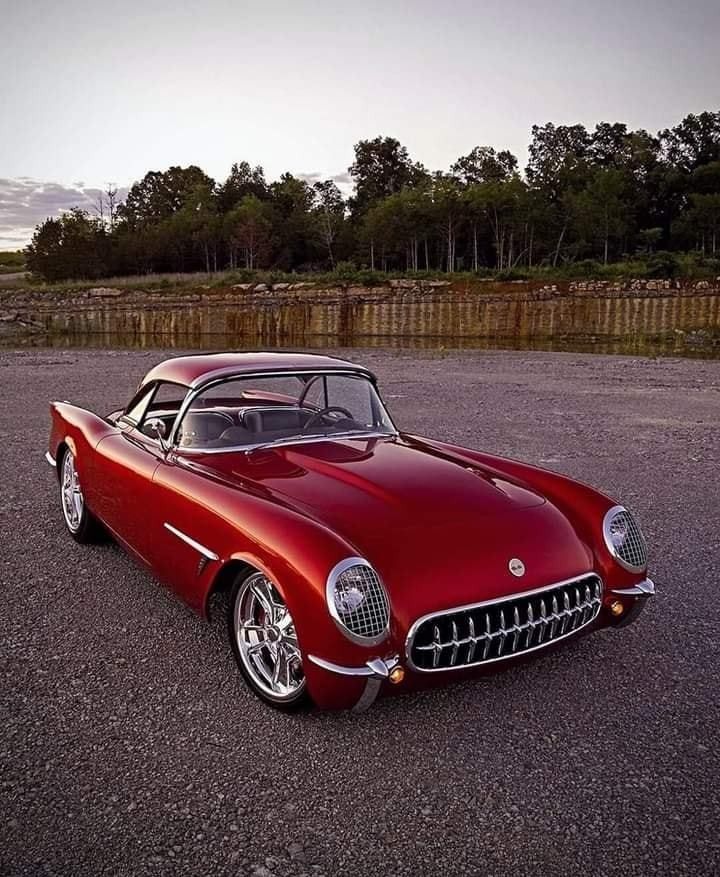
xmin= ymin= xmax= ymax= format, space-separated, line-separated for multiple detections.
xmin=26 ymin=110 xmax=720 ymax=281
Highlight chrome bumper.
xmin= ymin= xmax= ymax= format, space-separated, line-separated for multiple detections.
xmin=610 ymin=577 xmax=655 ymax=627
xmin=45 ymin=451 xmax=56 ymax=467
xmin=308 ymin=654 xmax=400 ymax=713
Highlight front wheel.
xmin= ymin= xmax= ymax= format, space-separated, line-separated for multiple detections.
xmin=59 ymin=449 xmax=100 ymax=544
xmin=228 ymin=569 xmax=309 ymax=711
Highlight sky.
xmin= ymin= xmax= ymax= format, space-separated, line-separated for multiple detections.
xmin=1 ymin=0 xmax=719 ymax=250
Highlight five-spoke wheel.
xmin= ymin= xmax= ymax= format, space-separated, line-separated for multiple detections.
xmin=229 ymin=570 xmax=308 ymax=709
xmin=58 ymin=449 xmax=99 ymax=543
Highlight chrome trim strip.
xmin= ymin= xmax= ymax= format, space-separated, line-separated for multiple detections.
xmin=602 ymin=505 xmax=647 ymax=573
xmin=163 ymin=523 xmax=219 ymax=561
xmin=307 ymin=653 xmax=400 ymax=677
xmin=405 ymin=572 xmax=603 ymax=674
xmin=610 ymin=577 xmax=655 ymax=597
xmin=325 ymin=557 xmax=391 ymax=646
xmin=45 ymin=451 xmax=56 ymax=467
xmin=352 ymin=678 xmax=382 ymax=713
xmin=174 ymin=430 xmax=397 ymax=456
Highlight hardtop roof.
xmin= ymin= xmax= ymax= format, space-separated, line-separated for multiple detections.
xmin=140 ymin=351 xmax=374 ymax=390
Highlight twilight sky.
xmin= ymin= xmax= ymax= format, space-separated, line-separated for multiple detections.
xmin=1 ymin=0 xmax=719 ymax=249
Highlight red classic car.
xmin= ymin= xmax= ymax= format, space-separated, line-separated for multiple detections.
xmin=46 ymin=351 xmax=654 ymax=712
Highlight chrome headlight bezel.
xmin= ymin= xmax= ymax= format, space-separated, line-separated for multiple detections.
xmin=326 ymin=557 xmax=390 ymax=646
xmin=602 ymin=505 xmax=648 ymax=573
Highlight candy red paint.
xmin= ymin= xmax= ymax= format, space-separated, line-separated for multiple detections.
xmin=48 ymin=352 xmax=652 ymax=710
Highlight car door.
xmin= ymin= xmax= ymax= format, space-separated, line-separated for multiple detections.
xmin=92 ymin=382 xmax=186 ymax=565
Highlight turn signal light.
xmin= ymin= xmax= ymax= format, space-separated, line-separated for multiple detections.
xmin=610 ymin=600 xmax=625 ymax=617
xmin=389 ymin=666 xmax=405 ymax=685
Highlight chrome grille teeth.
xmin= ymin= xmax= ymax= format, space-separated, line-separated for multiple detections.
xmin=583 ymin=585 xmax=592 ymax=624
xmin=498 ymin=610 xmax=507 ymax=657
xmin=550 ymin=596 xmax=559 ymax=638
xmin=561 ymin=592 xmax=571 ymax=634
xmin=450 ymin=620 xmax=460 ymax=667
xmin=511 ymin=607 xmax=521 ymax=653
xmin=432 ymin=625 xmax=441 ymax=668
xmin=538 ymin=599 xmax=547 ymax=644
xmin=410 ymin=575 xmax=603 ymax=671
xmin=526 ymin=602 xmax=535 ymax=648
xmin=482 ymin=613 xmax=491 ymax=659
xmin=467 ymin=616 xmax=477 ymax=664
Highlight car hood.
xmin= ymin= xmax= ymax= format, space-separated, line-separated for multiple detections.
xmin=190 ymin=435 xmax=545 ymax=534
xmin=181 ymin=435 xmax=594 ymax=623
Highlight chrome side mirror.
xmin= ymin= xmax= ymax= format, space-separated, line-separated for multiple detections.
xmin=146 ymin=417 xmax=169 ymax=452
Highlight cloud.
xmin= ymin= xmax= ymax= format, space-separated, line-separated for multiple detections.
xmin=0 ymin=178 xmax=128 ymax=250
xmin=296 ymin=170 xmax=353 ymax=191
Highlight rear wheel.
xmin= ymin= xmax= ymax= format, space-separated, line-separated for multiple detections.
xmin=59 ymin=449 xmax=100 ymax=544
xmin=228 ymin=569 xmax=309 ymax=711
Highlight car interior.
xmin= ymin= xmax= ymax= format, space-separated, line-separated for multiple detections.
xmin=125 ymin=374 xmax=393 ymax=451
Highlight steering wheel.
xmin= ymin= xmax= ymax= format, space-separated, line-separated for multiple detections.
xmin=301 ymin=406 xmax=354 ymax=433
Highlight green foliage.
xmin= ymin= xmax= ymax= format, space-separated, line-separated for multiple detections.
xmin=0 ymin=250 xmax=26 ymax=273
xmin=22 ymin=108 xmax=720 ymax=282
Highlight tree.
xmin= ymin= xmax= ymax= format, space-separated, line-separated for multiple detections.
xmin=430 ymin=174 xmax=463 ymax=272
xmin=117 ymin=166 xmax=215 ymax=229
xmin=451 ymin=146 xmax=518 ymax=186
xmin=313 ymin=180 xmax=345 ymax=268
xmin=661 ymin=111 xmax=720 ymax=173
xmin=217 ymin=162 xmax=269 ymax=212
xmin=269 ymin=174 xmax=317 ymax=269
xmin=348 ymin=136 xmax=426 ymax=217
xmin=572 ymin=167 xmax=631 ymax=263
xmin=26 ymin=209 xmax=108 ymax=280
xmin=227 ymin=195 xmax=273 ymax=270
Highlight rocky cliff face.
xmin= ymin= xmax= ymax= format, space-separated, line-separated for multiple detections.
xmin=1 ymin=278 xmax=719 ymax=347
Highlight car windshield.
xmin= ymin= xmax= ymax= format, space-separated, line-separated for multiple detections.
xmin=174 ymin=371 xmax=396 ymax=451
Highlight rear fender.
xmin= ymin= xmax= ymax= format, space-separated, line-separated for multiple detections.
xmin=49 ymin=402 xmax=118 ymax=508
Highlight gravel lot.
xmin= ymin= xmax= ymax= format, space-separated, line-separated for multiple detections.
xmin=1 ymin=346 xmax=719 ymax=877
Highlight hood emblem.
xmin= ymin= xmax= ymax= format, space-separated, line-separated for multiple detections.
xmin=509 ymin=558 xmax=526 ymax=577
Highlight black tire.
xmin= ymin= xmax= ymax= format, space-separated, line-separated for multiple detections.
xmin=227 ymin=568 xmax=310 ymax=712
xmin=58 ymin=447 xmax=102 ymax=544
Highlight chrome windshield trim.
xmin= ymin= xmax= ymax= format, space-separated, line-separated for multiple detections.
xmin=45 ymin=451 xmax=56 ymax=467
xmin=405 ymin=572 xmax=602 ymax=673
xmin=173 ymin=431 xmax=397 ymax=456
xmin=163 ymin=523 xmax=219 ymax=561
xmin=168 ymin=368 xmax=397 ymax=448
xmin=610 ymin=577 xmax=655 ymax=597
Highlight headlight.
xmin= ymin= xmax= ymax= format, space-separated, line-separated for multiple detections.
xmin=603 ymin=505 xmax=647 ymax=572
xmin=326 ymin=557 xmax=390 ymax=645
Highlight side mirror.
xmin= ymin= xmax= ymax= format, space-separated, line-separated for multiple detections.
xmin=146 ymin=417 xmax=170 ymax=452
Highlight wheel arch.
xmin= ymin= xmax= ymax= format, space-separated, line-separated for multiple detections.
xmin=204 ymin=558 xmax=257 ymax=620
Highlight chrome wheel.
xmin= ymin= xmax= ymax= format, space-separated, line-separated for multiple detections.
xmin=61 ymin=451 xmax=84 ymax=533
xmin=233 ymin=572 xmax=306 ymax=702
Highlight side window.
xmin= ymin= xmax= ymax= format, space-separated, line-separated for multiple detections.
xmin=139 ymin=382 xmax=187 ymax=439
xmin=122 ymin=386 xmax=154 ymax=426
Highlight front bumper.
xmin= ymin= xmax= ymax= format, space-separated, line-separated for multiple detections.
xmin=308 ymin=577 xmax=656 ymax=711
xmin=307 ymin=654 xmax=401 ymax=712
xmin=608 ymin=577 xmax=655 ymax=627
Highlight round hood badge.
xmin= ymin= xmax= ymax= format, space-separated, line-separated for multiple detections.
xmin=509 ymin=558 xmax=526 ymax=577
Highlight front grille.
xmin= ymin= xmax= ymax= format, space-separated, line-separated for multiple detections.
xmin=407 ymin=574 xmax=602 ymax=672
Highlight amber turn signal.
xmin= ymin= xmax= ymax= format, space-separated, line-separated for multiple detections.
xmin=610 ymin=600 xmax=625 ymax=617
xmin=389 ymin=666 xmax=405 ymax=685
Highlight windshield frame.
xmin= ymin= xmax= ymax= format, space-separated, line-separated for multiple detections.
xmin=167 ymin=368 xmax=398 ymax=454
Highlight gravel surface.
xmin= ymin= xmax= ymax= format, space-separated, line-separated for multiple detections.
xmin=1 ymin=346 xmax=719 ymax=877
